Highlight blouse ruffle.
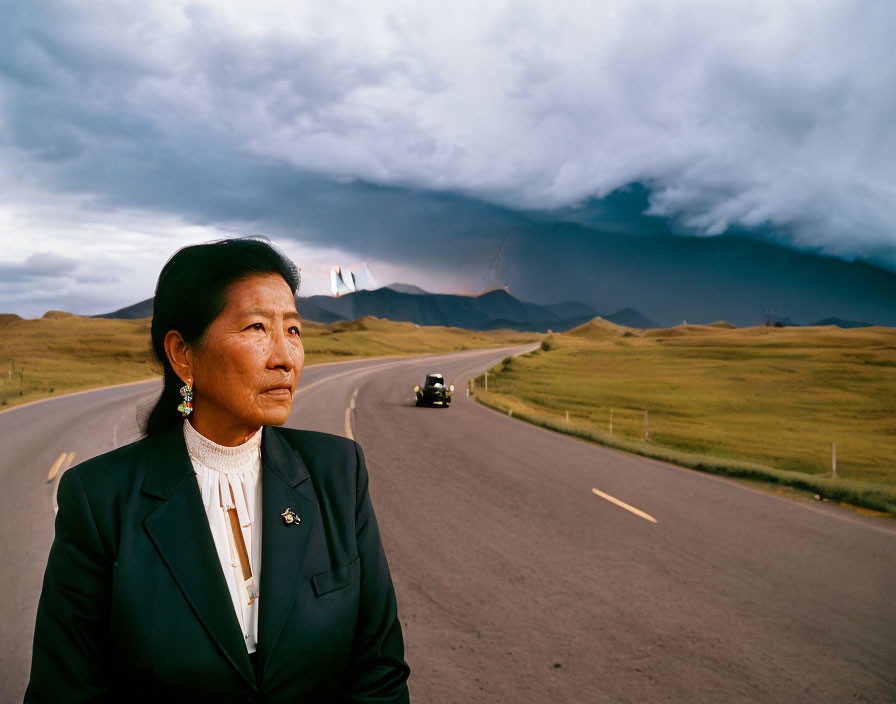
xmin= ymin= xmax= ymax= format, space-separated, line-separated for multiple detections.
xmin=183 ymin=419 xmax=262 ymax=653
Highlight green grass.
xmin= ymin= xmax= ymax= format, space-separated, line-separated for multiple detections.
xmin=471 ymin=319 xmax=896 ymax=513
xmin=0 ymin=312 xmax=540 ymax=410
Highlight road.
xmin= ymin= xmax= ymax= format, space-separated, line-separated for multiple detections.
xmin=2 ymin=345 xmax=895 ymax=702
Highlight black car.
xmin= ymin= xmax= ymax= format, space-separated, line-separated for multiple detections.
xmin=414 ymin=373 xmax=454 ymax=407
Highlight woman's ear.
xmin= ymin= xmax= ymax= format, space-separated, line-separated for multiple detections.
xmin=163 ymin=330 xmax=194 ymax=385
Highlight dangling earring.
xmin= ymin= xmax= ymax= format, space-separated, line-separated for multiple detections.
xmin=178 ymin=382 xmax=194 ymax=417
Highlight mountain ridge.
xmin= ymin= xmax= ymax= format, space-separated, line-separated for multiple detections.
xmin=84 ymin=285 xmax=874 ymax=331
xmin=90 ymin=286 xmax=616 ymax=332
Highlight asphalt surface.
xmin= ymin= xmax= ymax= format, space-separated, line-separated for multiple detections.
xmin=3 ymin=345 xmax=895 ymax=702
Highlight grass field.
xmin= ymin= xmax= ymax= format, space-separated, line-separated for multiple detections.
xmin=5 ymin=310 xmax=894 ymax=512
xmin=0 ymin=311 xmax=540 ymax=410
xmin=472 ymin=319 xmax=896 ymax=511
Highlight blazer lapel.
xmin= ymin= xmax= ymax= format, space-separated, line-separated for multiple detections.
xmin=141 ymin=424 xmax=256 ymax=688
xmin=256 ymin=426 xmax=319 ymax=678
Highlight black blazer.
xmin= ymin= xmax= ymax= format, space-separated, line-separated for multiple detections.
xmin=25 ymin=423 xmax=410 ymax=703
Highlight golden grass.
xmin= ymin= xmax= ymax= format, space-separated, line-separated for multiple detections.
xmin=0 ymin=313 xmax=540 ymax=410
xmin=472 ymin=320 xmax=896 ymax=490
xmin=7 ymin=310 xmax=894 ymax=512
xmin=0 ymin=313 xmax=156 ymax=408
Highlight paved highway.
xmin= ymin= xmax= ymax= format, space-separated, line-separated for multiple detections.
xmin=2 ymin=345 xmax=894 ymax=702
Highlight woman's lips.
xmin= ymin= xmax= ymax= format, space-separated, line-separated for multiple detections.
xmin=262 ymin=388 xmax=292 ymax=398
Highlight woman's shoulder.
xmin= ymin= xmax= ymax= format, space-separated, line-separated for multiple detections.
xmin=270 ymin=425 xmax=358 ymax=456
xmin=267 ymin=426 xmax=364 ymax=488
xmin=65 ymin=434 xmax=154 ymax=488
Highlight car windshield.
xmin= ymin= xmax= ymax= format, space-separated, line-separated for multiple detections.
xmin=426 ymin=376 xmax=443 ymax=386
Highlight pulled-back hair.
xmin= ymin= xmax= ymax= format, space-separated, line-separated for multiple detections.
xmin=142 ymin=236 xmax=300 ymax=437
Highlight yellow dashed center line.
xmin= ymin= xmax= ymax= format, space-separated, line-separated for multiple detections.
xmin=50 ymin=452 xmax=76 ymax=514
xmin=344 ymin=387 xmax=359 ymax=440
xmin=47 ymin=452 xmax=74 ymax=482
xmin=592 ymin=487 xmax=657 ymax=524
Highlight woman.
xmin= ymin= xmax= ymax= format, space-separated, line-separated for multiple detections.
xmin=25 ymin=237 xmax=410 ymax=702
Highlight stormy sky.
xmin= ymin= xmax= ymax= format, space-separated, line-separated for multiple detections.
xmin=1 ymin=0 xmax=894 ymax=324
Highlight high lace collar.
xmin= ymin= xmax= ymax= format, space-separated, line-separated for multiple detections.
xmin=183 ymin=418 xmax=262 ymax=475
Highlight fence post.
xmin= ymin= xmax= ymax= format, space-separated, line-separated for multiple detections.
xmin=832 ymin=442 xmax=837 ymax=476
xmin=565 ymin=410 xmax=569 ymax=424
xmin=643 ymin=409 xmax=649 ymax=442
xmin=609 ymin=408 xmax=613 ymax=435
xmin=484 ymin=371 xmax=488 ymax=391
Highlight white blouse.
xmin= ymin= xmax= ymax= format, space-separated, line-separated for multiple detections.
xmin=183 ymin=418 xmax=262 ymax=654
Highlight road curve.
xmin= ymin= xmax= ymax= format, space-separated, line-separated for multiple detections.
xmin=3 ymin=344 xmax=895 ymax=702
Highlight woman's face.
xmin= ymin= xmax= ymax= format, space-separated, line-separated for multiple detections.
xmin=188 ymin=272 xmax=305 ymax=445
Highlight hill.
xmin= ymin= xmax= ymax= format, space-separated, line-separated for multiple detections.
xmin=564 ymin=317 xmax=634 ymax=339
xmin=296 ymin=287 xmax=601 ymax=332
xmin=91 ymin=288 xmax=600 ymax=331
xmin=0 ymin=313 xmax=23 ymax=328
xmin=93 ymin=298 xmax=153 ymax=319
xmin=603 ymin=307 xmax=661 ymax=329
xmin=810 ymin=317 xmax=873 ymax=328
xmin=473 ymin=322 xmax=896 ymax=512
xmin=88 ymin=284 xmax=668 ymax=333
xmin=385 ymin=282 xmax=430 ymax=295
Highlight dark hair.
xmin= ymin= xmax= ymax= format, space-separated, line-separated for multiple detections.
xmin=142 ymin=236 xmax=301 ymax=437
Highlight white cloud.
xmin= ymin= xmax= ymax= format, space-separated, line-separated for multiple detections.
xmin=0 ymin=0 xmax=894 ymax=315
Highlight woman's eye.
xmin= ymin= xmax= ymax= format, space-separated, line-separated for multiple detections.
xmin=249 ymin=323 xmax=265 ymax=331
xmin=289 ymin=326 xmax=302 ymax=337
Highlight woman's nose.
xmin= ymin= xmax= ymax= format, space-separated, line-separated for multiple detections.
xmin=267 ymin=326 xmax=296 ymax=371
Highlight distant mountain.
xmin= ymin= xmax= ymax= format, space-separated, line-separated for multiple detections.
xmin=296 ymin=287 xmax=601 ymax=332
xmin=87 ymin=285 xmax=665 ymax=333
xmin=290 ymin=297 xmax=342 ymax=323
xmin=543 ymin=300 xmax=599 ymax=320
xmin=604 ymin=308 xmax=661 ymax=329
xmin=93 ymin=298 xmax=153 ymax=319
xmin=810 ymin=317 xmax=873 ymax=328
xmin=384 ymin=282 xmax=430 ymax=295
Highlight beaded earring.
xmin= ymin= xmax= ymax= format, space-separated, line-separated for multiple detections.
xmin=178 ymin=382 xmax=194 ymax=417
